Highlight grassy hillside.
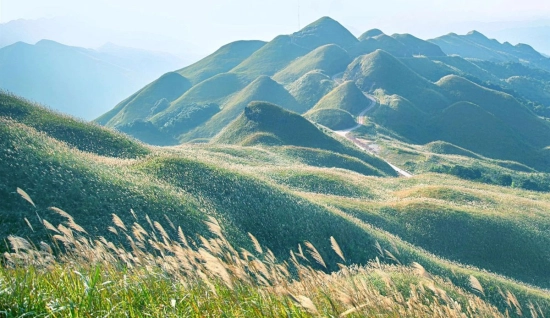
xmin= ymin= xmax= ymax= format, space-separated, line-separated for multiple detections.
xmin=3 ymin=92 xmax=550 ymax=316
xmin=344 ymin=50 xmax=448 ymax=113
xmin=230 ymin=35 xmax=310 ymax=79
xmin=182 ymin=76 xmax=301 ymax=141
xmin=436 ymin=75 xmax=550 ymax=150
xmin=212 ymin=101 xmax=397 ymax=175
xmin=391 ymin=33 xmax=446 ymax=57
xmin=97 ymin=72 xmax=192 ymax=127
xmin=0 ymin=92 xmax=148 ymax=158
xmin=150 ymin=73 xmax=249 ymax=136
xmin=307 ymin=81 xmax=371 ymax=115
xmin=177 ymin=40 xmax=266 ymax=84
xmin=287 ymin=70 xmax=336 ymax=110
xmin=369 ymin=94 xmax=427 ymax=142
xmin=0 ymin=40 xmax=181 ymax=120
xmin=304 ymin=108 xmax=356 ymax=130
xmin=350 ymin=32 xmax=445 ymax=59
xmin=273 ymin=44 xmax=351 ymax=84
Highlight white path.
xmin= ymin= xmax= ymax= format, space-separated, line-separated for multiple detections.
xmin=334 ymin=93 xmax=413 ymax=178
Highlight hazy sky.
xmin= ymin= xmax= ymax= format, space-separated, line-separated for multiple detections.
xmin=2 ymin=0 xmax=550 ymax=56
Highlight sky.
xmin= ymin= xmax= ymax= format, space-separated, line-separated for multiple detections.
xmin=1 ymin=0 xmax=550 ymax=58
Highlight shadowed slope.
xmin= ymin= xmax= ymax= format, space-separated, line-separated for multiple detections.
xmin=181 ymin=76 xmax=301 ymax=141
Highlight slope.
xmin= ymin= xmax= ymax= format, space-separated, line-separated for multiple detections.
xmin=0 ymin=92 xmax=148 ymax=158
xmin=289 ymin=16 xmax=359 ymax=50
xmin=429 ymin=31 xmax=550 ymax=71
xmin=212 ymin=101 xmax=396 ymax=176
xmin=287 ymin=70 xmax=337 ymax=110
xmin=181 ymin=76 xmax=301 ymax=141
xmin=97 ymin=72 xmax=192 ymax=127
xmin=273 ymin=44 xmax=351 ymax=84
xmin=304 ymin=81 xmax=371 ymax=130
xmin=436 ymin=75 xmax=550 ymax=149
xmin=344 ymin=50 xmax=448 ymax=113
xmin=176 ymin=40 xmax=266 ymax=84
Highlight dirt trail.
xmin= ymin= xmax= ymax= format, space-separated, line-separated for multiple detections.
xmin=333 ymin=93 xmax=413 ymax=178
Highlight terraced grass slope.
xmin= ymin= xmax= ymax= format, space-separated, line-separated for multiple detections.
xmin=182 ymin=76 xmax=301 ymax=141
xmin=177 ymin=40 xmax=266 ymax=84
xmin=273 ymin=44 xmax=351 ymax=84
xmin=97 ymin=72 xmax=192 ymax=127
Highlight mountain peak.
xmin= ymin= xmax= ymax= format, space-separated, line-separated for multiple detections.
xmin=291 ymin=16 xmax=358 ymax=50
xmin=359 ymin=29 xmax=385 ymax=41
xmin=466 ymin=30 xmax=489 ymax=40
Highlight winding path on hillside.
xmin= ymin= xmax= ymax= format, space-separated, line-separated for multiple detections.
xmin=333 ymin=92 xmax=413 ymax=178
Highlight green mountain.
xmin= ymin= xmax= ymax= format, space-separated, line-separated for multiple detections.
xmin=231 ymin=17 xmax=358 ymax=80
xmin=287 ymin=70 xmax=336 ymax=110
xmin=273 ymin=44 xmax=351 ymax=84
xmin=0 ymin=92 xmax=148 ymax=158
xmin=181 ymin=76 xmax=301 ymax=141
xmin=304 ymin=81 xmax=370 ymax=130
xmin=229 ymin=35 xmax=310 ymax=79
xmin=289 ymin=16 xmax=359 ymax=50
xmin=96 ymin=72 xmax=192 ymax=127
xmin=0 ymin=40 xmax=183 ymax=120
xmin=176 ymin=40 xmax=266 ymax=84
xmin=5 ymin=92 xmax=550 ymax=317
xmin=351 ymin=31 xmax=445 ymax=58
xmin=429 ymin=31 xmax=550 ymax=71
xmin=344 ymin=50 xmax=448 ymax=113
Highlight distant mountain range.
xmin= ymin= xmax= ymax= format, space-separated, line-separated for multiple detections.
xmin=0 ymin=40 xmax=185 ymax=119
xmin=96 ymin=16 xmax=550 ymax=174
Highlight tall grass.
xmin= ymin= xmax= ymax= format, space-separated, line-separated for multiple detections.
xmin=0 ymin=191 xmax=538 ymax=317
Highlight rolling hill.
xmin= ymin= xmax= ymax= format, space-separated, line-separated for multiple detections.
xmin=430 ymin=31 xmax=550 ymax=71
xmin=304 ymin=81 xmax=371 ymax=130
xmin=4 ymin=92 xmax=550 ymax=317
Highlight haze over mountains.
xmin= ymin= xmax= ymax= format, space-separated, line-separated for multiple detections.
xmin=0 ymin=39 xmax=184 ymax=119
xmin=4 ymin=13 xmax=550 ymax=316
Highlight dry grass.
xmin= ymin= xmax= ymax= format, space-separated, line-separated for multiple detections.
xmin=0 ymin=194 xmax=530 ymax=317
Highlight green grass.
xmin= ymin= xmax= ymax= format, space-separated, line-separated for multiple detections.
xmin=0 ymin=92 xmax=149 ymax=158
xmin=273 ymin=44 xmax=351 ymax=84
xmin=287 ymin=70 xmax=336 ymax=110
xmin=181 ymin=76 xmax=301 ymax=141
xmin=304 ymin=108 xmax=357 ymax=130
xmin=307 ymin=81 xmax=370 ymax=115
xmin=96 ymin=72 xmax=192 ymax=127
xmin=344 ymin=50 xmax=449 ymax=113
xmin=212 ymin=101 xmax=395 ymax=176
xmin=177 ymin=40 xmax=266 ymax=84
